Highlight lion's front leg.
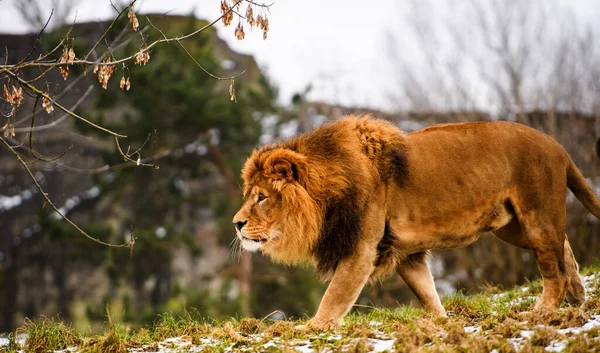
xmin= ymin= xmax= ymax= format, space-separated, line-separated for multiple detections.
xmin=308 ymin=244 xmax=377 ymax=330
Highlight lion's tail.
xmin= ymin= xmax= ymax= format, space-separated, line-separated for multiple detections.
xmin=567 ymin=158 xmax=600 ymax=220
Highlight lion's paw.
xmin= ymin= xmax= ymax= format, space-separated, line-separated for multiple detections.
xmin=304 ymin=318 xmax=339 ymax=331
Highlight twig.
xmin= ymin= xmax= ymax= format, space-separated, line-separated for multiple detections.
xmin=114 ymin=135 xmax=159 ymax=169
xmin=0 ymin=135 xmax=131 ymax=248
xmin=7 ymin=135 xmax=171 ymax=174
xmin=146 ymin=16 xmax=246 ymax=81
xmin=0 ymin=0 xmax=245 ymax=81
xmin=15 ymin=9 xmax=54 ymax=66
xmin=14 ymin=85 xmax=94 ymax=133
xmin=25 ymin=94 xmax=73 ymax=164
xmin=5 ymin=70 xmax=127 ymax=137
xmin=84 ymin=0 xmax=137 ymax=61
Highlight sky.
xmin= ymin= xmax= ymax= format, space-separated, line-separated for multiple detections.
xmin=0 ymin=0 xmax=599 ymax=111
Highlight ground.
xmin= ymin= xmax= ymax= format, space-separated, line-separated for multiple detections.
xmin=1 ymin=264 xmax=599 ymax=353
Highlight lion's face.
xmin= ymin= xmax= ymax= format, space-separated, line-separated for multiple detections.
xmin=232 ymin=180 xmax=283 ymax=252
xmin=233 ymin=147 xmax=324 ymax=264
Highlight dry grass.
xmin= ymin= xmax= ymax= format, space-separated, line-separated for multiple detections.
xmin=1 ymin=264 xmax=599 ymax=353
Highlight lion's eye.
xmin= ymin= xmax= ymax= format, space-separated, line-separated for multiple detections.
xmin=257 ymin=194 xmax=266 ymax=203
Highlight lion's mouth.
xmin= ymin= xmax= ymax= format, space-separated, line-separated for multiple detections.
xmin=240 ymin=234 xmax=267 ymax=243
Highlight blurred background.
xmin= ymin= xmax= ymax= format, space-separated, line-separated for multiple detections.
xmin=1 ymin=0 xmax=599 ymax=333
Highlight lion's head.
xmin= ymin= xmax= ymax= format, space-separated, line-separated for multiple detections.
xmin=232 ymin=147 xmax=323 ymax=264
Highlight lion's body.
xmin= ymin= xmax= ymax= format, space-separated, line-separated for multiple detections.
xmin=233 ymin=116 xmax=600 ymax=329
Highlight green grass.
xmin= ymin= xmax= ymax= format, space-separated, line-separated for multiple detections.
xmin=2 ymin=264 xmax=600 ymax=353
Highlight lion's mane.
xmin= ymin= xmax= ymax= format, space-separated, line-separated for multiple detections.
xmin=241 ymin=116 xmax=409 ymax=278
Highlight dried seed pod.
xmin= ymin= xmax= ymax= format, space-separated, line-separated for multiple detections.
xmin=229 ymin=79 xmax=236 ymax=102
xmin=134 ymin=45 xmax=150 ymax=65
xmin=42 ymin=95 xmax=54 ymax=114
xmin=246 ymin=5 xmax=255 ymax=26
xmin=3 ymin=85 xmax=23 ymax=106
xmin=12 ymin=86 xmax=22 ymax=106
xmin=221 ymin=1 xmax=233 ymax=26
xmin=234 ymin=21 xmax=245 ymax=40
xmin=3 ymin=85 xmax=9 ymax=102
xmin=97 ymin=59 xmax=117 ymax=89
xmin=60 ymin=66 xmax=69 ymax=80
xmin=67 ymin=48 xmax=75 ymax=63
xmin=128 ymin=9 xmax=139 ymax=31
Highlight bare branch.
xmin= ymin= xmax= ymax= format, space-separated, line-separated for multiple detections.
xmin=5 ymin=70 xmax=127 ymax=137
xmin=0 ymin=135 xmax=131 ymax=248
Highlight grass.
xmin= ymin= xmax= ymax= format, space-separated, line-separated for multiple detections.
xmin=1 ymin=264 xmax=600 ymax=353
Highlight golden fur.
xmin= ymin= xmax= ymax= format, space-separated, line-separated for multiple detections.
xmin=233 ymin=116 xmax=600 ymax=329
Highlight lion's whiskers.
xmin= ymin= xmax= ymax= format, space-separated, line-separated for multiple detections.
xmin=228 ymin=236 xmax=243 ymax=261
xmin=236 ymin=239 xmax=243 ymax=261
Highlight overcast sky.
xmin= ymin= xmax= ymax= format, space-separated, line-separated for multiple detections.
xmin=0 ymin=0 xmax=599 ymax=111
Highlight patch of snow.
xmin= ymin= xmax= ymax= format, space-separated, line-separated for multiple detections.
xmin=84 ymin=186 xmax=100 ymax=199
xmin=519 ymin=329 xmax=534 ymax=339
xmin=262 ymin=340 xmax=280 ymax=349
xmin=279 ymin=120 xmax=299 ymax=139
xmin=22 ymin=189 xmax=32 ymax=200
xmin=508 ymin=295 xmax=537 ymax=307
xmin=0 ymin=194 xmax=22 ymax=211
xmin=583 ymin=274 xmax=597 ymax=294
xmin=521 ymin=287 xmax=529 ymax=293
xmin=293 ymin=342 xmax=313 ymax=353
xmin=557 ymin=315 xmax=600 ymax=335
xmin=221 ymin=59 xmax=235 ymax=70
xmin=507 ymin=337 xmax=525 ymax=351
xmin=318 ymin=333 xmax=342 ymax=341
xmin=545 ymin=339 xmax=568 ymax=352
xmin=0 ymin=186 xmax=37 ymax=212
xmin=369 ymin=320 xmax=382 ymax=327
xmin=0 ymin=333 xmax=27 ymax=348
xmin=463 ymin=326 xmax=480 ymax=334
xmin=130 ymin=336 xmax=203 ymax=353
xmin=369 ymin=338 xmax=395 ymax=352
xmin=155 ymin=227 xmax=167 ymax=239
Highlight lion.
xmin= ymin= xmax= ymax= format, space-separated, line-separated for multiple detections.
xmin=232 ymin=116 xmax=600 ymax=330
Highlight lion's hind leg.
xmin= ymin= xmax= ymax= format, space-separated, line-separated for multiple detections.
xmin=397 ymin=252 xmax=446 ymax=316
xmin=564 ymin=236 xmax=585 ymax=306
xmin=510 ymin=197 xmax=568 ymax=311
xmin=493 ymin=219 xmax=585 ymax=307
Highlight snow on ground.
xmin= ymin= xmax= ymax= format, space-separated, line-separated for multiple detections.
xmin=125 ymin=335 xmax=397 ymax=353
xmin=1 ymin=272 xmax=598 ymax=352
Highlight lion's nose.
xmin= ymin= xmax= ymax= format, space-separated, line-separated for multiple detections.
xmin=235 ymin=220 xmax=248 ymax=231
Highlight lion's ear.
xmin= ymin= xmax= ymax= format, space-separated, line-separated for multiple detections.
xmin=265 ymin=149 xmax=308 ymax=184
